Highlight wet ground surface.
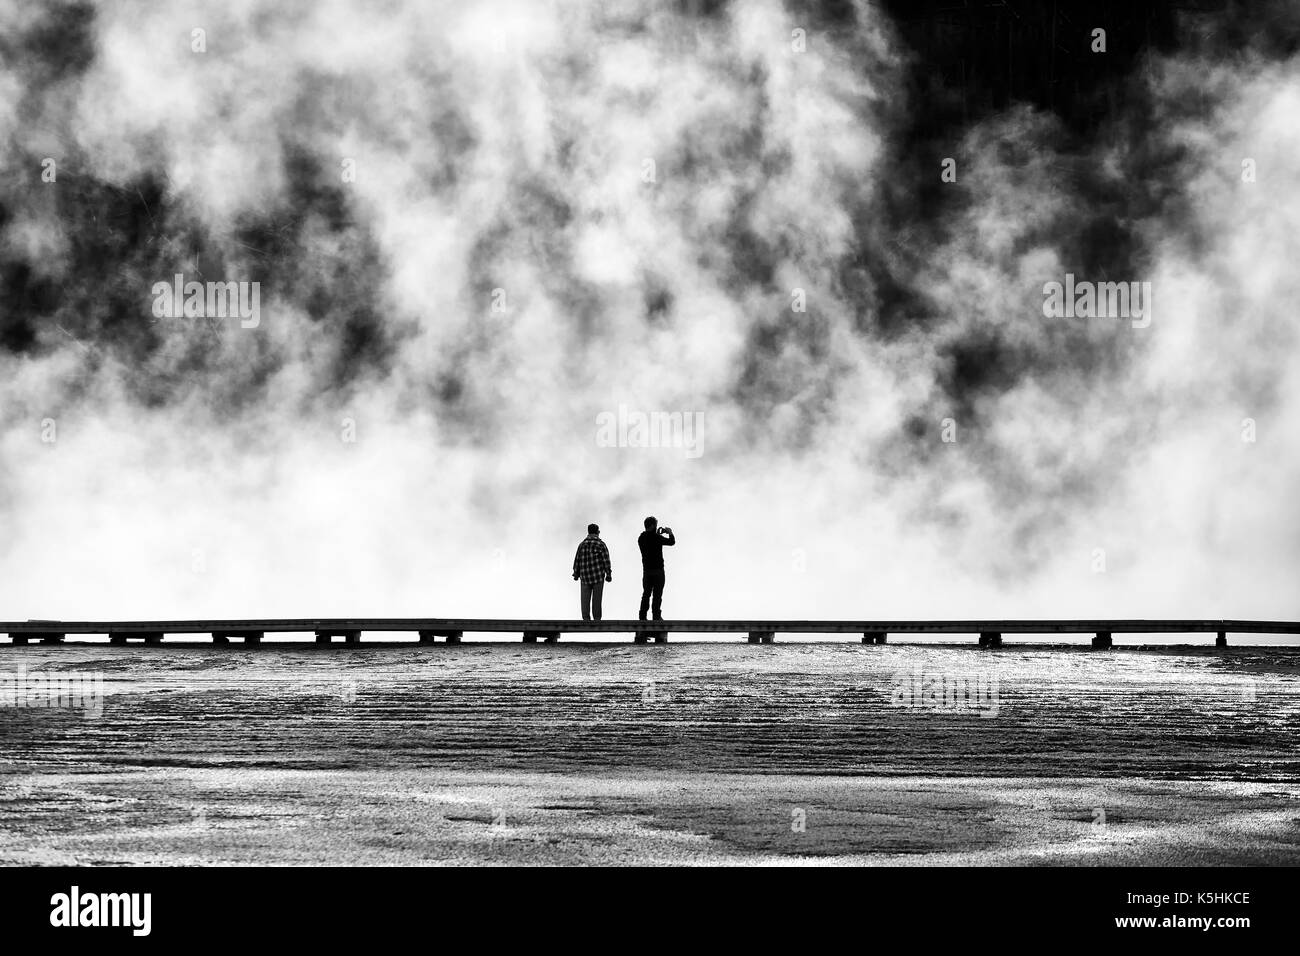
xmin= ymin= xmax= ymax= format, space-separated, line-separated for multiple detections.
xmin=2 ymin=643 xmax=1298 ymax=864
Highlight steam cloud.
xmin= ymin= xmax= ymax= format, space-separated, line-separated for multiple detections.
xmin=1 ymin=0 xmax=1297 ymax=623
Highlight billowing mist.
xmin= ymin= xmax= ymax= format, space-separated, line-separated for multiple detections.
xmin=1 ymin=0 xmax=1297 ymax=621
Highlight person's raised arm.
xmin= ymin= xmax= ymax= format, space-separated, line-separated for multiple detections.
xmin=664 ymin=530 xmax=676 ymax=546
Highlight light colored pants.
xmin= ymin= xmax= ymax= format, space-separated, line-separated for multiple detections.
xmin=580 ymin=580 xmax=605 ymax=621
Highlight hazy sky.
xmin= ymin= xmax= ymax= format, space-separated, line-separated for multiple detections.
xmin=1 ymin=0 xmax=1297 ymax=622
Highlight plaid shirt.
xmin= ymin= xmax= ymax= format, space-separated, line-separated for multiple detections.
xmin=573 ymin=534 xmax=612 ymax=585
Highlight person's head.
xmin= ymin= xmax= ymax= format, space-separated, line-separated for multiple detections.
xmin=644 ymin=516 xmax=657 ymax=531
xmin=587 ymin=523 xmax=600 ymax=536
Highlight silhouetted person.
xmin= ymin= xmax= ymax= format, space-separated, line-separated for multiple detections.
xmin=572 ymin=523 xmax=612 ymax=621
xmin=637 ymin=516 xmax=675 ymax=620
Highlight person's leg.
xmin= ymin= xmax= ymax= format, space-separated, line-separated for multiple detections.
xmin=591 ymin=580 xmax=604 ymax=621
xmin=580 ymin=581 xmax=593 ymax=621
xmin=651 ymin=571 xmax=665 ymax=620
xmin=639 ymin=574 xmax=651 ymax=620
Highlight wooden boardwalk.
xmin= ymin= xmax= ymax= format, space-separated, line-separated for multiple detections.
xmin=3 ymin=618 xmax=1299 ymax=647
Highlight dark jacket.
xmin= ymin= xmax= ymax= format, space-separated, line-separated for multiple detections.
xmin=638 ymin=529 xmax=675 ymax=572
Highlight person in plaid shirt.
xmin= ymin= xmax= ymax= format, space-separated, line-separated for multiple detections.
xmin=572 ymin=523 xmax=613 ymax=621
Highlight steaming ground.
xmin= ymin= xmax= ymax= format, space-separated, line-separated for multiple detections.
xmin=2 ymin=644 xmax=1298 ymax=865
xmin=2 ymin=1 xmax=1299 ymax=626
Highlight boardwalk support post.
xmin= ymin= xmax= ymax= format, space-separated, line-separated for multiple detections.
xmin=749 ymin=631 xmax=775 ymax=644
xmin=523 ymin=630 xmax=559 ymax=643
xmin=314 ymin=629 xmax=358 ymax=645
xmin=108 ymin=632 xmax=163 ymax=644
xmin=862 ymin=631 xmax=887 ymax=645
xmin=1092 ymin=631 xmax=1112 ymax=649
xmin=5 ymin=631 xmax=65 ymax=644
xmin=420 ymin=630 xmax=463 ymax=644
xmin=1216 ymin=630 xmax=1227 ymax=648
xmin=634 ymin=632 xmax=651 ymax=644
xmin=215 ymin=631 xmax=262 ymax=644
xmin=978 ymin=631 xmax=1002 ymax=648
